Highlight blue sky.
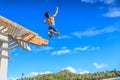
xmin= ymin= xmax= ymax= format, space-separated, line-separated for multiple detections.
xmin=0 ymin=0 xmax=120 ymax=80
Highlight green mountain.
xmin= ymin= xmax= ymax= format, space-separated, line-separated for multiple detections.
xmin=20 ymin=69 xmax=120 ymax=80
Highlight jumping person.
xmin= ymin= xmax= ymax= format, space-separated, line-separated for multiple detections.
xmin=44 ymin=6 xmax=59 ymax=38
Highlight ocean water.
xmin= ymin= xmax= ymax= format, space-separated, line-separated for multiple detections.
xmin=114 ymin=78 xmax=120 ymax=80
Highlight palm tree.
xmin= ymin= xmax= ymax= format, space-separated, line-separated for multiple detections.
xmin=21 ymin=73 xmax=25 ymax=80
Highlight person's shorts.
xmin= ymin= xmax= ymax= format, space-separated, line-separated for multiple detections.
xmin=48 ymin=25 xmax=57 ymax=32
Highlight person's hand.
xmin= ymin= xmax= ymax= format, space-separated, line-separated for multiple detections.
xmin=44 ymin=20 xmax=46 ymax=24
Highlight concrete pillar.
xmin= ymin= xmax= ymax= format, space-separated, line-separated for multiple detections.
xmin=0 ymin=32 xmax=9 ymax=80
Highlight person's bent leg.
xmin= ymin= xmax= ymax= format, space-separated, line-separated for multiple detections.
xmin=48 ymin=30 xmax=52 ymax=38
xmin=53 ymin=29 xmax=59 ymax=36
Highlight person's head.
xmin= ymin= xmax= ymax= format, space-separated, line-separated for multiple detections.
xmin=45 ymin=12 xmax=50 ymax=18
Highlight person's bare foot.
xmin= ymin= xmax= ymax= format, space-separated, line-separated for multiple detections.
xmin=56 ymin=32 xmax=60 ymax=36
xmin=48 ymin=32 xmax=52 ymax=38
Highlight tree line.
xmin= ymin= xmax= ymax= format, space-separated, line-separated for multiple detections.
xmin=18 ymin=69 xmax=120 ymax=80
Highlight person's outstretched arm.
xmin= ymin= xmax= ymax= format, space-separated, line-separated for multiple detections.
xmin=52 ymin=7 xmax=58 ymax=17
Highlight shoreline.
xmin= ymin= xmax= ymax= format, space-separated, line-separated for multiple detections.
xmin=102 ymin=77 xmax=120 ymax=80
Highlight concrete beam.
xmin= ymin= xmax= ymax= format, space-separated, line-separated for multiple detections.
xmin=0 ymin=32 xmax=8 ymax=80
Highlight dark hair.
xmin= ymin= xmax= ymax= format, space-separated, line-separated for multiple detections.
xmin=45 ymin=12 xmax=50 ymax=18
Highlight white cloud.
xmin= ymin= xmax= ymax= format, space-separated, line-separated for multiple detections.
xmin=31 ymin=46 xmax=54 ymax=53
xmin=30 ymin=72 xmax=39 ymax=76
xmin=103 ymin=0 xmax=115 ymax=4
xmin=58 ymin=35 xmax=70 ymax=39
xmin=81 ymin=0 xmax=115 ymax=4
xmin=39 ymin=71 xmax=51 ymax=75
xmin=28 ymin=71 xmax=51 ymax=77
xmin=93 ymin=62 xmax=108 ymax=69
xmin=51 ymin=46 xmax=101 ymax=55
xmin=77 ymin=69 xmax=90 ymax=74
xmin=40 ymin=46 xmax=54 ymax=51
xmin=64 ymin=66 xmax=76 ymax=73
xmin=51 ymin=49 xmax=71 ymax=55
xmin=63 ymin=66 xmax=90 ymax=74
xmin=74 ymin=46 xmax=89 ymax=51
xmin=103 ymin=8 xmax=120 ymax=17
xmin=61 ymin=46 xmax=68 ymax=49
xmin=73 ymin=46 xmax=101 ymax=53
xmin=14 ymin=53 xmax=19 ymax=56
xmin=81 ymin=0 xmax=119 ymax=18
xmin=81 ymin=0 xmax=97 ymax=3
xmin=11 ymin=59 xmax=15 ymax=62
xmin=91 ymin=46 xmax=100 ymax=50
xmin=72 ymin=26 xmax=118 ymax=38
xmin=9 ymin=77 xmax=18 ymax=80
